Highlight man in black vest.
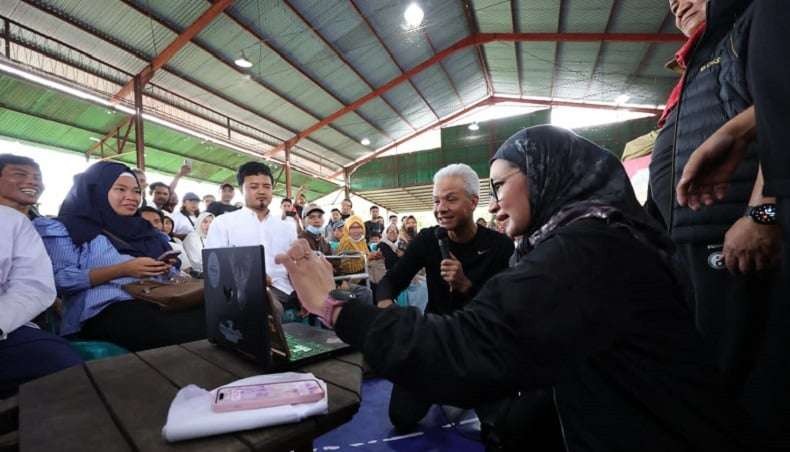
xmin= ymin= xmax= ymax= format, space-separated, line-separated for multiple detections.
xmin=375 ymin=163 xmax=513 ymax=431
xmin=647 ymin=1 xmax=785 ymax=447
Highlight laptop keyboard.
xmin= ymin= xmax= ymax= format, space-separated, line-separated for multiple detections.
xmin=285 ymin=332 xmax=333 ymax=360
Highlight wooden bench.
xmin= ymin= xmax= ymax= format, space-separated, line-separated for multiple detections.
xmin=17 ymin=340 xmax=362 ymax=452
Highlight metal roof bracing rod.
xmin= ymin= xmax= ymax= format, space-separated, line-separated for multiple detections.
xmin=267 ymin=31 xmax=684 ymax=159
xmin=113 ymin=0 xmax=234 ymax=101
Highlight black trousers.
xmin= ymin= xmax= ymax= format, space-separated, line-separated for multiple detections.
xmin=79 ymin=300 xmax=206 ymax=352
xmin=675 ymin=243 xmax=778 ymax=389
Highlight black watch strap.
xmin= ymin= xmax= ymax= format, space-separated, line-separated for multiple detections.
xmin=746 ymin=204 xmax=777 ymax=225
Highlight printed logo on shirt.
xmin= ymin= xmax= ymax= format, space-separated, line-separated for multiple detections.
xmin=699 ymin=56 xmax=721 ymax=73
xmin=477 ymin=249 xmax=489 ymax=255
xmin=707 ymin=251 xmax=725 ymax=270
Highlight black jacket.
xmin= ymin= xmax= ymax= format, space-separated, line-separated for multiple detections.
xmin=649 ymin=0 xmax=758 ymax=243
xmin=375 ymin=225 xmax=513 ymax=314
xmin=337 ymin=220 xmax=751 ymax=451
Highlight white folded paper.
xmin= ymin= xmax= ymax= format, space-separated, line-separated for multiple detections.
xmin=162 ymin=372 xmax=328 ymax=442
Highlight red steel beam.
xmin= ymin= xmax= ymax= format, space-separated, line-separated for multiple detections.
xmin=348 ymin=0 xmax=440 ymax=121
xmin=282 ymin=0 xmax=418 ymax=132
xmin=113 ymin=0 xmax=233 ymax=101
xmin=267 ymin=31 xmax=682 ymax=157
xmin=335 ymin=95 xmax=496 ymax=178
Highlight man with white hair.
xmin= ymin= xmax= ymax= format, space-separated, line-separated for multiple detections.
xmin=375 ymin=163 xmax=514 ymax=431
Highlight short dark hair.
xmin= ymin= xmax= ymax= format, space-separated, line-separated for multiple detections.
xmin=149 ymin=182 xmax=169 ymax=195
xmin=370 ymin=205 xmax=379 ymax=211
xmin=369 ymin=231 xmax=381 ymax=239
xmin=281 ymin=198 xmax=292 ymax=205
xmin=236 ymin=161 xmax=273 ymax=187
xmin=389 ymin=215 xmax=397 ymax=220
xmin=331 ymin=208 xmax=340 ymax=213
xmin=0 ymin=154 xmax=40 ymax=174
xmin=138 ymin=206 xmax=164 ymax=222
xmin=220 ymin=183 xmax=234 ymax=191
xmin=342 ymin=198 xmax=352 ymax=206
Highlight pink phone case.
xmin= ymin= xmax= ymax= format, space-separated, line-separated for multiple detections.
xmin=211 ymin=379 xmax=324 ymax=413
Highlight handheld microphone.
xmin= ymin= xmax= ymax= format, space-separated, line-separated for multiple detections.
xmin=435 ymin=227 xmax=450 ymax=260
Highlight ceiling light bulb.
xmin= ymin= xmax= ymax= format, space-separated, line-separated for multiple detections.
xmin=234 ymin=56 xmax=253 ymax=68
xmin=468 ymin=122 xmax=479 ymax=131
xmin=361 ymin=138 xmax=371 ymax=146
xmin=615 ymin=94 xmax=630 ymax=105
xmin=404 ymin=3 xmax=424 ymax=28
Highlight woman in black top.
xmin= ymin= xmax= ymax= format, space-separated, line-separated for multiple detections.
xmin=277 ymin=126 xmax=751 ymax=451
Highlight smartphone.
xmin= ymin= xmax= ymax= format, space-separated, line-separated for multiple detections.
xmin=183 ymin=158 xmax=192 ymax=169
xmin=285 ymin=210 xmax=296 ymax=217
xmin=212 ymin=379 xmax=324 ymax=413
xmin=156 ymin=250 xmax=181 ymax=262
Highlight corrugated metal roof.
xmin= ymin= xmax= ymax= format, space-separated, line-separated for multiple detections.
xmin=0 ymin=0 xmax=683 ymax=189
xmin=0 ymin=72 xmax=338 ymax=198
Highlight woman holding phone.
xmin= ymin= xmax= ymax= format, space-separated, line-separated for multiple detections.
xmin=276 ymin=126 xmax=752 ymax=451
xmin=35 ymin=161 xmax=205 ymax=351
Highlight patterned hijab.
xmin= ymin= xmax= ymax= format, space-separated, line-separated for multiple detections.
xmin=491 ymin=125 xmax=673 ymax=263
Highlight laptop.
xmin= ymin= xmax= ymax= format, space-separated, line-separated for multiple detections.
xmin=203 ymin=245 xmax=351 ymax=369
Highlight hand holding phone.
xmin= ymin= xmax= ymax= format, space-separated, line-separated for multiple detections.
xmin=157 ymin=250 xmax=181 ymax=263
xmin=212 ymin=379 xmax=324 ymax=413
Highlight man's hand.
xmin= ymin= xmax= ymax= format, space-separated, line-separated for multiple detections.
xmin=377 ymin=299 xmax=394 ymax=308
xmin=275 ymin=240 xmax=334 ymax=316
xmin=440 ymin=254 xmax=472 ymax=293
xmin=265 ymin=275 xmax=273 ymax=287
xmin=723 ymin=217 xmax=781 ymax=274
xmin=177 ymin=163 xmax=192 ymax=177
xmin=677 ymin=106 xmax=755 ymax=209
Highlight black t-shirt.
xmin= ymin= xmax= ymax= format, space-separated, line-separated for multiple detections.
xmin=375 ymin=225 xmax=514 ymax=314
xmin=364 ymin=219 xmax=385 ymax=241
xmin=206 ymin=202 xmax=240 ymax=217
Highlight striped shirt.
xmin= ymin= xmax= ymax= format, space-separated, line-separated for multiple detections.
xmin=34 ymin=218 xmax=174 ymax=336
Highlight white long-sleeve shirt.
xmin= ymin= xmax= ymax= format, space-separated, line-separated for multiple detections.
xmin=0 ymin=206 xmax=56 ymax=339
xmin=205 ymin=207 xmax=296 ymax=294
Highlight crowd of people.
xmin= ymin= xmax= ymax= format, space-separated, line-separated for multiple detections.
xmin=2 ymin=1 xmax=790 ymax=449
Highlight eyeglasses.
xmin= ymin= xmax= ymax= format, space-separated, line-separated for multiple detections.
xmin=489 ymin=170 xmax=521 ymax=203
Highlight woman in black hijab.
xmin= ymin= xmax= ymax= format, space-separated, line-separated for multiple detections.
xmin=35 ymin=161 xmax=205 ymax=351
xmin=275 ymin=126 xmax=752 ymax=451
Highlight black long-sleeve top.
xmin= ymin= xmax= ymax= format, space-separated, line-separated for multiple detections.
xmin=374 ymin=225 xmax=513 ymax=314
xmin=336 ymin=219 xmax=750 ymax=451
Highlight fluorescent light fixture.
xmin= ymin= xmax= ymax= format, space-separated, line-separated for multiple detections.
xmin=468 ymin=122 xmax=479 ymax=131
xmin=234 ymin=56 xmax=253 ymax=68
xmin=360 ymin=137 xmax=371 ymax=146
xmin=615 ymin=94 xmax=631 ymax=105
xmin=88 ymin=136 xmax=101 ymax=142
xmin=404 ymin=3 xmax=424 ymax=28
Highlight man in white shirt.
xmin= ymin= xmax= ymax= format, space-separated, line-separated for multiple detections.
xmin=206 ymin=162 xmax=298 ymax=317
xmin=0 ymin=154 xmax=82 ymax=396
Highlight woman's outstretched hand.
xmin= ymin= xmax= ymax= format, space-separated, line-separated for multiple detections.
xmin=275 ymin=239 xmax=335 ymax=315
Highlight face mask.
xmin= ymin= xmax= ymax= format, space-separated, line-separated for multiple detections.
xmin=306 ymin=225 xmax=322 ymax=235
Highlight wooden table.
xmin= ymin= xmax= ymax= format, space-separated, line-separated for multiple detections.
xmin=17 ymin=340 xmax=363 ymax=452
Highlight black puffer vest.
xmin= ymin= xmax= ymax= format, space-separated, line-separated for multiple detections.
xmin=650 ymin=1 xmax=758 ymax=244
